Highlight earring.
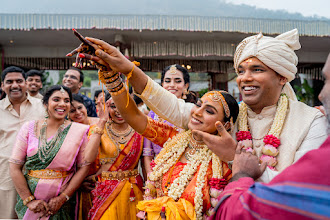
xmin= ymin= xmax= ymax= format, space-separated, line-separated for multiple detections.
xmin=182 ymin=89 xmax=188 ymax=99
xmin=44 ymin=109 xmax=49 ymax=119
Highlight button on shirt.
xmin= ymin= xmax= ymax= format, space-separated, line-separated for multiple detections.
xmin=0 ymin=94 xmax=44 ymax=190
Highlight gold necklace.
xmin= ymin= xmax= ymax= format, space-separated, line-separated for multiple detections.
xmin=106 ymin=122 xmax=133 ymax=144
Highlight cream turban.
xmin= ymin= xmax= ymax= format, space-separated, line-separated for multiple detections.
xmin=234 ymin=29 xmax=301 ymax=100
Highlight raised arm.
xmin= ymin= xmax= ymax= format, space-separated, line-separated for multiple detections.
xmin=79 ymin=37 xmax=193 ymax=129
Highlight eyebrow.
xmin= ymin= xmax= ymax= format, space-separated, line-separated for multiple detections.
xmin=199 ymin=99 xmax=218 ymax=113
xmin=238 ymin=64 xmax=265 ymax=69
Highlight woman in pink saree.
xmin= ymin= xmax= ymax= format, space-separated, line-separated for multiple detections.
xmin=9 ymin=85 xmax=103 ymax=219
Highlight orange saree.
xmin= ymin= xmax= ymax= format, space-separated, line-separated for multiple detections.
xmin=88 ymin=125 xmax=144 ymax=220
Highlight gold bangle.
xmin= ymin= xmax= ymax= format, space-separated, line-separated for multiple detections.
xmin=23 ymin=195 xmax=35 ymax=206
xmin=61 ymin=192 xmax=70 ymax=201
xmin=92 ymin=126 xmax=104 ymax=135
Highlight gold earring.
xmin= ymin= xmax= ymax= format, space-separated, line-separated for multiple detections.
xmin=182 ymin=89 xmax=188 ymax=99
xmin=44 ymin=109 xmax=49 ymax=118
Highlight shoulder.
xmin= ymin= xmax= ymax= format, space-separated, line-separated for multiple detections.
xmin=71 ymin=122 xmax=90 ymax=131
xmin=88 ymin=117 xmax=99 ymax=125
xmin=289 ymin=100 xmax=324 ymax=119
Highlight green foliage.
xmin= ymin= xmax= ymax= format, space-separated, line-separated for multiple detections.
xmin=294 ymin=79 xmax=314 ymax=106
xmin=198 ymin=88 xmax=209 ymax=97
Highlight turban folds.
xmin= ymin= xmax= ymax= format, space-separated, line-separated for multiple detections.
xmin=234 ymin=29 xmax=301 ymax=100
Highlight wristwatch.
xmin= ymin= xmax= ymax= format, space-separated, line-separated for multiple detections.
xmin=227 ymin=160 xmax=234 ymax=170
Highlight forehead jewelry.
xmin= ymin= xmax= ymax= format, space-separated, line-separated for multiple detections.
xmin=60 ymin=86 xmax=65 ymax=94
xmin=205 ymin=91 xmax=230 ymax=118
xmin=169 ymin=65 xmax=177 ymax=74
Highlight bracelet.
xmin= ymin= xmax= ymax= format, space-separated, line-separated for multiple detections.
xmin=105 ymin=77 xmax=123 ymax=90
xmin=109 ymin=84 xmax=126 ymax=96
xmin=92 ymin=126 xmax=104 ymax=135
xmin=61 ymin=192 xmax=70 ymax=201
xmin=23 ymin=195 xmax=35 ymax=206
xmin=106 ymin=82 xmax=124 ymax=92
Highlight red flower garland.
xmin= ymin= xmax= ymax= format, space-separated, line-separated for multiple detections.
xmin=209 ymin=178 xmax=227 ymax=190
xmin=236 ymin=131 xmax=252 ymax=141
xmin=263 ymin=135 xmax=281 ymax=148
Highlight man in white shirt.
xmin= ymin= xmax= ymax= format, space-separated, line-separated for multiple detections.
xmin=0 ymin=66 xmax=44 ymax=218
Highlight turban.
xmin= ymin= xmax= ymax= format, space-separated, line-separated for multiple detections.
xmin=234 ymin=29 xmax=301 ymax=100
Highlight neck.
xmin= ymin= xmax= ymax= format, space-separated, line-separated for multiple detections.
xmin=83 ymin=117 xmax=90 ymax=125
xmin=10 ymin=93 xmax=27 ymax=105
xmin=29 ymin=91 xmax=39 ymax=96
xmin=46 ymin=117 xmax=66 ymax=128
xmin=71 ymin=89 xmax=79 ymax=94
xmin=111 ymin=122 xmax=129 ymax=131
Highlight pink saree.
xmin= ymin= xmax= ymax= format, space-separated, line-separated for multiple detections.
xmin=9 ymin=121 xmax=90 ymax=220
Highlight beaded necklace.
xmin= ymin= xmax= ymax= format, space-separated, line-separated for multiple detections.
xmin=236 ymin=94 xmax=289 ymax=170
xmin=38 ymin=120 xmax=67 ymax=162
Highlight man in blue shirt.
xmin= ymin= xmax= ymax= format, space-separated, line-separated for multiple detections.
xmin=62 ymin=67 xmax=97 ymax=117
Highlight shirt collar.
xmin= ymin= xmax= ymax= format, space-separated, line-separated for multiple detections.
xmin=1 ymin=93 xmax=31 ymax=110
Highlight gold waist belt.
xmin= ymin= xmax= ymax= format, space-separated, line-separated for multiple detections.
xmin=28 ymin=169 xmax=70 ymax=179
xmin=101 ymin=169 xmax=139 ymax=181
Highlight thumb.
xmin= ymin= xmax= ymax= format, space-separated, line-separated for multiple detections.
xmin=259 ymin=161 xmax=267 ymax=174
xmin=215 ymin=121 xmax=228 ymax=137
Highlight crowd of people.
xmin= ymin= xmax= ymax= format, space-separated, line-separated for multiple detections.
xmin=0 ymin=28 xmax=329 ymax=220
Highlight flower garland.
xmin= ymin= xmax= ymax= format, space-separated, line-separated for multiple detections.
xmin=236 ymin=94 xmax=289 ymax=170
xmin=147 ymin=130 xmax=225 ymax=219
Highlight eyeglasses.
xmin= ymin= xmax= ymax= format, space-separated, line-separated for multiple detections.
xmin=64 ymin=75 xmax=79 ymax=80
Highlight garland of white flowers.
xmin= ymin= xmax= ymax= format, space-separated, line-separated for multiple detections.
xmin=148 ymin=130 xmax=222 ymax=219
xmin=237 ymin=94 xmax=289 ymax=169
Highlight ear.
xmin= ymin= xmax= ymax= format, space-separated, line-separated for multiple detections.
xmin=78 ymin=82 xmax=83 ymax=89
xmin=184 ymin=83 xmax=189 ymax=90
xmin=279 ymin=76 xmax=287 ymax=86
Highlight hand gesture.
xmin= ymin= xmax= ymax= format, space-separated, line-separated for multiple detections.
xmin=79 ymin=37 xmax=134 ymax=74
xmin=192 ymin=121 xmax=236 ymax=162
xmin=26 ymin=199 xmax=49 ymax=216
xmin=232 ymin=144 xmax=267 ymax=180
xmin=80 ymin=175 xmax=97 ymax=192
xmin=97 ymin=95 xmax=109 ymax=122
xmin=47 ymin=195 xmax=66 ymax=216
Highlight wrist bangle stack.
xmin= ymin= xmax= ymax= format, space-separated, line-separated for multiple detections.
xmin=23 ymin=195 xmax=35 ymax=206
xmin=92 ymin=126 xmax=104 ymax=135
xmin=61 ymin=192 xmax=70 ymax=201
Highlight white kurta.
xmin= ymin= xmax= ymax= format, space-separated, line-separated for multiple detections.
xmin=137 ymin=77 xmax=328 ymax=182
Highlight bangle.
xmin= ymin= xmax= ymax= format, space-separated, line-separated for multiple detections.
xmin=23 ymin=195 xmax=35 ymax=206
xmin=92 ymin=126 xmax=104 ymax=135
xmin=61 ymin=192 xmax=70 ymax=201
